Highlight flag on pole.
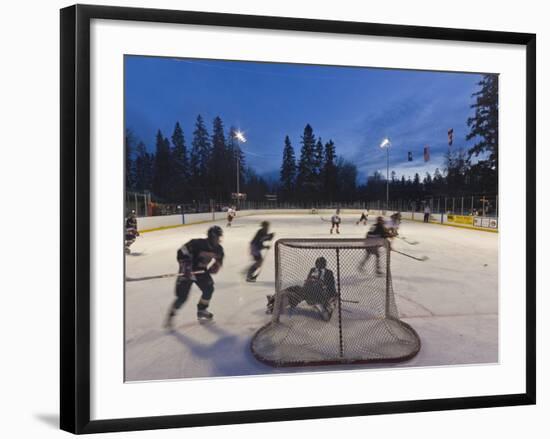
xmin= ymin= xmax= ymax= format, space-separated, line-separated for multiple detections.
xmin=408 ymin=151 xmax=413 ymax=161
xmin=423 ymin=145 xmax=430 ymax=162
xmin=448 ymin=128 xmax=454 ymax=146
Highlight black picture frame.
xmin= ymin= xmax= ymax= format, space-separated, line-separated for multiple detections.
xmin=60 ymin=4 xmax=536 ymax=434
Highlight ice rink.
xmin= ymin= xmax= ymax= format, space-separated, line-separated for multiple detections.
xmin=125 ymin=213 xmax=498 ymax=381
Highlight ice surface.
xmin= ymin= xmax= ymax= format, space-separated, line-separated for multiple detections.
xmin=125 ymin=213 xmax=498 ymax=381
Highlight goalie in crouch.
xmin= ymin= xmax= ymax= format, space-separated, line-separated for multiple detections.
xmin=267 ymin=257 xmax=337 ymax=321
xmin=164 ymin=226 xmax=224 ymax=328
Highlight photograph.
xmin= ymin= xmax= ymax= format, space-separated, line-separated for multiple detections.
xmin=123 ymin=55 xmax=499 ymax=381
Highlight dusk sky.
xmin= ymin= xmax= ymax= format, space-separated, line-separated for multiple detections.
xmin=125 ymin=55 xmax=485 ymax=182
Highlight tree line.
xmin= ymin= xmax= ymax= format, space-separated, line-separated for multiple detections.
xmin=126 ymin=74 xmax=497 ymax=205
xmin=279 ymin=124 xmax=358 ymax=202
xmin=126 ymin=115 xmax=247 ymax=203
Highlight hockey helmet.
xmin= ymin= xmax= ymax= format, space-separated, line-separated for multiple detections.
xmin=315 ymin=257 xmax=327 ymax=269
xmin=207 ymin=225 xmax=223 ymax=241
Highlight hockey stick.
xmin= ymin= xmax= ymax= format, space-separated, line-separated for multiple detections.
xmin=341 ymin=299 xmax=359 ymax=304
xmin=392 ymin=249 xmax=428 ymax=261
xmin=126 ymin=270 xmax=206 ymax=282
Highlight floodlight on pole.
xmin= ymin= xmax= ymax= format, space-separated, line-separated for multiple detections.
xmin=379 ymin=138 xmax=391 ymax=210
xmin=233 ymin=130 xmax=246 ymax=207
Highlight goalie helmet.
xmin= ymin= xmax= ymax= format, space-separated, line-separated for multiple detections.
xmin=315 ymin=256 xmax=327 ymax=269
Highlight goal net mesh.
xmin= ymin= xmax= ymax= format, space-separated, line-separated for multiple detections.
xmin=251 ymin=238 xmax=421 ymax=367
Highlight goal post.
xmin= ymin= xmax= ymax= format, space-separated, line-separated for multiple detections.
xmin=251 ymin=238 xmax=421 ymax=367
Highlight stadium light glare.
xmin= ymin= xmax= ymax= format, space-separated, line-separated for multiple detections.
xmin=380 ymin=138 xmax=391 ymax=148
xmin=234 ymin=131 xmax=247 ymax=143
xmin=379 ymin=138 xmax=391 ymax=209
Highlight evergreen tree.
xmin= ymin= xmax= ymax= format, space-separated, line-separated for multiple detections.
xmin=210 ymin=116 xmax=227 ymax=200
xmin=170 ymin=122 xmax=189 ymax=201
xmin=280 ymin=135 xmax=297 ymax=200
xmin=466 ymin=74 xmax=499 ymax=169
xmin=322 ymin=140 xmax=337 ymax=201
xmin=445 ymin=148 xmax=469 ymax=195
xmin=243 ymin=167 xmax=269 ymax=201
xmin=190 ymin=115 xmax=211 ymax=200
xmin=134 ymin=141 xmax=154 ymax=192
xmin=125 ymin=129 xmax=136 ymax=191
xmin=296 ymin=124 xmax=317 ymax=199
xmin=335 ymin=158 xmax=357 ymax=201
xmin=432 ymin=168 xmax=444 ymax=195
xmin=466 ymin=74 xmax=498 ymax=193
xmin=152 ymin=130 xmax=171 ymax=200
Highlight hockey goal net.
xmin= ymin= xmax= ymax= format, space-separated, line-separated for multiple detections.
xmin=251 ymin=238 xmax=420 ymax=366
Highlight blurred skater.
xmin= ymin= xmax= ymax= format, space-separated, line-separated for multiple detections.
xmin=356 ymin=210 xmax=368 ymax=225
xmin=226 ymin=206 xmax=236 ymax=227
xmin=359 ymin=216 xmax=390 ymax=275
xmin=246 ymin=221 xmax=275 ymax=282
xmin=330 ymin=209 xmax=341 ymax=234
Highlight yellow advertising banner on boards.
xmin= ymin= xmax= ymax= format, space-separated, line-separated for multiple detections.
xmin=447 ymin=215 xmax=474 ymax=226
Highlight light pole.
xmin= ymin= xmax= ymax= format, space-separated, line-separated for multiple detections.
xmin=234 ymin=130 xmax=246 ymax=208
xmin=380 ymin=138 xmax=391 ymax=210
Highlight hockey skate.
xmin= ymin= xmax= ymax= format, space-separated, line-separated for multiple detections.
xmin=197 ymin=309 xmax=214 ymax=322
xmin=163 ymin=309 xmax=175 ymax=331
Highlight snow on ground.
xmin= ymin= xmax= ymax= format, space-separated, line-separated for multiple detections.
xmin=125 ymin=213 xmax=498 ymax=381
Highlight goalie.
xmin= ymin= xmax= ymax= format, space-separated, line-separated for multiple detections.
xmin=266 ymin=257 xmax=337 ymax=321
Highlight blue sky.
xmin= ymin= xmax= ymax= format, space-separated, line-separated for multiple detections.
xmin=125 ymin=55 xmax=484 ymax=182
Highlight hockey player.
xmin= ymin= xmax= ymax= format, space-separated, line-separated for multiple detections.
xmin=226 ymin=206 xmax=236 ymax=227
xmin=356 ymin=210 xmax=368 ymax=225
xmin=246 ymin=221 xmax=275 ymax=282
xmin=388 ymin=212 xmax=402 ymax=236
xmin=164 ymin=226 xmax=224 ymax=328
xmin=266 ymin=257 xmax=337 ymax=321
xmin=359 ymin=216 xmax=390 ymax=275
xmin=330 ymin=209 xmax=341 ymax=234
xmin=125 ymin=210 xmax=139 ymax=254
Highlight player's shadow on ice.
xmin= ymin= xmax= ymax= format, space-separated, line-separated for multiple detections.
xmin=169 ymin=324 xmax=272 ymax=376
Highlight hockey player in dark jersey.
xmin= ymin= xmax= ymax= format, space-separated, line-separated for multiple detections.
xmin=164 ymin=226 xmax=224 ymax=328
xmin=359 ymin=216 xmax=390 ymax=275
xmin=266 ymin=257 xmax=337 ymax=321
xmin=125 ymin=210 xmax=139 ymax=254
xmin=246 ymin=221 xmax=275 ymax=282
xmin=356 ymin=210 xmax=368 ymax=225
